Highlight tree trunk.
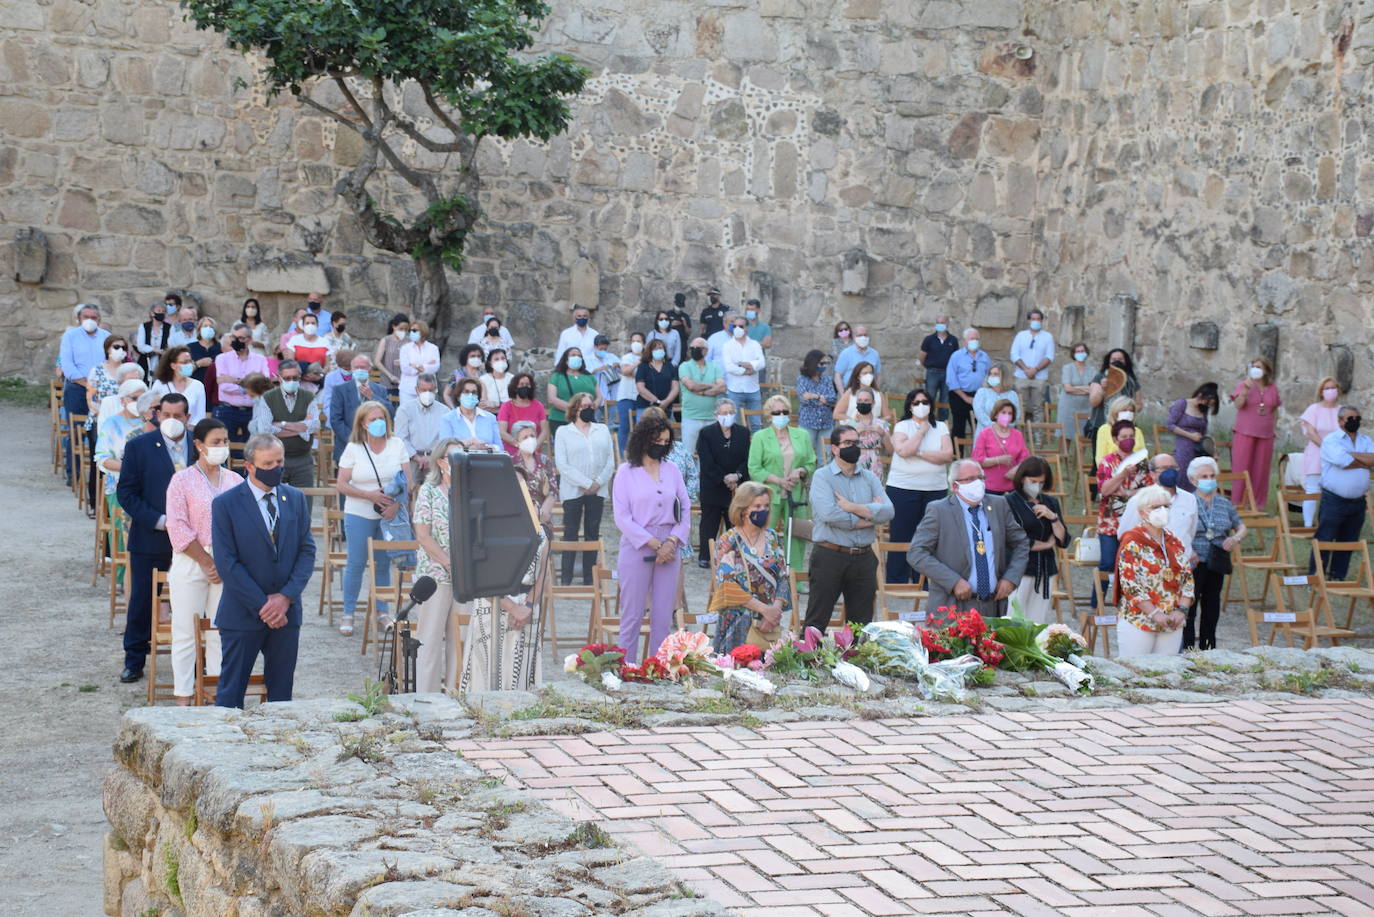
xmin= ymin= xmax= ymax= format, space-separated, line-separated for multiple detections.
xmin=414 ymin=256 xmax=453 ymax=354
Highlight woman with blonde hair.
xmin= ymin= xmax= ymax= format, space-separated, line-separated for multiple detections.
xmin=1094 ymin=394 xmax=1140 ymax=465
xmin=334 ymin=400 xmax=411 ymax=635
xmin=972 ymin=361 xmax=1020 ymax=437
xmin=749 ymin=393 xmax=817 ymax=569
xmin=1298 ymin=376 xmax=1343 ymax=526
xmin=709 ymin=481 xmax=792 ymax=654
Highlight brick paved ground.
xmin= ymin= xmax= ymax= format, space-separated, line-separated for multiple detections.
xmin=455 ymin=698 xmax=1374 ymax=916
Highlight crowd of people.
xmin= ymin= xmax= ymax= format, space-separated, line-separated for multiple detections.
xmin=55 ymin=290 xmax=1374 ymax=704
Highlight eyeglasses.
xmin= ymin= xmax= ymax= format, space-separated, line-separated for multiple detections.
xmin=912 ymin=401 xmax=930 ymax=407
xmin=956 ymin=476 xmax=983 ymax=484
xmin=770 ymin=410 xmax=789 ymax=416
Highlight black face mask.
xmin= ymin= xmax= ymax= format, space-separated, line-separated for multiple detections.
xmin=856 ymin=402 xmax=873 ymax=416
xmin=180 ymin=321 xmax=195 ymax=332
xmin=578 ymin=407 xmax=596 ymax=423
xmin=689 ymin=346 xmax=706 ymax=361
xmin=1111 ymin=359 xmax=1126 ymax=368
xmin=335 ymin=323 xmax=346 ymax=333
xmin=1345 ymin=417 xmax=1362 ymax=433
xmin=516 ymin=386 xmax=534 ymax=400
xmin=837 ymin=444 xmax=862 ymax=464
xmin=309 ymin=302 xmax=321 ymax=311
xmin=230 ymin=338 xmax=246 ymax=352
xmin=253 ymin=464 xmax=284 ymax=488
xmin=152 ymin=312 xmax=165 ymax=322
xmin=647 ymin=442 xmax=671 ymax=460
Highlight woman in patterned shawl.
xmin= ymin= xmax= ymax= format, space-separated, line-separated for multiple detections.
xmin=710 ymin=481 xmax=792 ymax=654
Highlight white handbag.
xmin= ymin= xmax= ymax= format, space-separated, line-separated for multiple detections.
xmin=1073 ymin=527 xmax=1100 ymax=564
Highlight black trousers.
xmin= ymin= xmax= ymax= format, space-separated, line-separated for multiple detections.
xmin=803 ymin=544 xmax=878 ymax=633
xmin=561 ymin=494 xmax=604 ymax=585
xmin=124 ymin=549 xmax=172 ymax=670
xmin=216 ymin=625 xmax=300 ymax=708
xmin=1184 ymin=563 xmax=1227 ymax=650
xmin=950 ymin=391 xmax=974 ymax=443
xmin=699 ymin=502 xmax=729 ymax=563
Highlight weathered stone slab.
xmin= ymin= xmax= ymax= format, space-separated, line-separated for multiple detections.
xmin=246 ymin=258 xmax=330 ymax=294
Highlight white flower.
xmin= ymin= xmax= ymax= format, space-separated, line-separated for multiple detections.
xmin=563 ymin=654 xmax=579 ymax=673
xmin=601 ymin=671 xmax=623 ymax=692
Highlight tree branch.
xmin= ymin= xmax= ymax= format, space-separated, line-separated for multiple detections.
xmin=332 ymin=75 xmax=373 ymax=131
xmin=296 ymin=93 xmax=364 ymax=134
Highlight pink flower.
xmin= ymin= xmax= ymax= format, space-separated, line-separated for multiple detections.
xmin=713 ymin=655 xmax=737 ymax=670
xmin=833 ymin=626 xmax=854 ymax=652
xmin=795 ymin=627 xmax=823 ymax=653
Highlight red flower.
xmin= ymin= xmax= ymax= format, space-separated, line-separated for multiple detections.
xmin=730 ymin=644 xmax=763 ymax=665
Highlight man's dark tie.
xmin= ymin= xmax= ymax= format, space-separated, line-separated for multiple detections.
xmin=264 ymin=492 xmax=278 ymax=545
xmin=969 ymin=505 xmax=991 ymax=600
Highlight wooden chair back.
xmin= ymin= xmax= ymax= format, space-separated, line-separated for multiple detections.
xmin=1311 ymin=540 xmax=1374 ymax=636
xmin=1216 ymin=470 xmax=1260 ymax=517
xmin=1257 ymin=571 xmax=1354 ymax=649
xmin=361 ymin=540 xmax=418 ymax=656
xmin=50 ymin=380 xmax=65 ymax=475
xmin=874 ymin=542 xmax=928 ymax=624
xmin=69 ymin=414 xmax=90 ymax=510
xmin=1081 ymin=569 xmax=1116 ymax=657
xmin=108 ymin=506 xmax=131 ymax=627
xmin=1025 ymin=422 xmax=1064 ymax=456
xmin=316 ymin=508 xmax=349 ymax=624
xmin=1150 ymin=424 xmax=1173 ymax=458
xmin=147 ymin=569 xmax=176 ymax=704
xmin=194 ymin=617 xmax=266 ymax=706
xmin=542 ymin=539 xmax=604 ymax=654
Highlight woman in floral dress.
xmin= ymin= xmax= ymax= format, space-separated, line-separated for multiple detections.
xmin=1114 ymin=484 xmax=1193 ymax=655
xmin=849 ymin=389 xmax=891 ymax=482
xmin=711 ymin=482 xmax=792 ymax=653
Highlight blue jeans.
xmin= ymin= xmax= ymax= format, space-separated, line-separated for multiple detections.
xmin=214 ymin=403 xmax=253 ymax=445
xmin=617 ymin=398 xmax=637 ymax=452
xmin=1309 ymin=490 xmax=1367 ymax=580
xmin=342 ymin=513 xmax=390 ymax=619
xmin=1091 ymin=532 xmax=1120 ymax=609
xmin=926 ymin=367 xmax=949 ymax=421
xmin=728 ymin=390 xmax=762 ymax=430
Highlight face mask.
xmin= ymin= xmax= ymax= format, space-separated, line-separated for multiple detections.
xmin=244 ymin=308 xmax=257 ymax=317
xmin=516 ymin=386 xmax=534 ymax=400
xmin=309 ymin=302 xmax=321 ymax=311
xmin=418 ymin=390 xmax=436 ymax=407
xmin=1022 ymin=481 xmax=1042 ymax=498
xmin=160 ymin=417 xmax=185 ymax=440
xmin=302 ymin=323 xmax=317 ymax=334
xmin=855 ymin=335 xmax=870 ymax=348
xmin=837 ymin=329 xmax=850 ymax=339
xmin=409 ymin=330 xmax=421 ymax=342
xmin=1196 ymin=478 xmax=1218 ymax=494
xmin=718 ymin=413 xmax=736 ymax=427
xmin=986 ymin=375 xmax=1001 ymax=387
xmin=746 ymin=310 xmax=758 ymax=321
xmin=567 ymin=356 xmax=583 ymax=370
xmin=1248 ymin=366 xmax=1264 ymax=380
xmin=81 ymin=318 xmax=99 ymax=333
xmin=967 ymin=340 xmax=981 ymax=352
xmin=486 ymin=325 xmax=500 ymax=336
xmin=1345 ymin=416 xmax=1362 ymax=433
xmin=957 ymin=479 xmax=986 ymax=505
xmin=1119 ymin=437 xmax=1136 ymax=453
xmin=647 ymin=442 xmax=671 ymax=460
xmin=689 ymin=346 xmax=706 ymax=361
xmin=732 ymin=326 xmax=746 ymax=338
xmin=856 ymin=401 xmax=873 ymax=416
xmin=1074 ymin=351 xmax=1088 ymax=362
xmin=630 ymin=341 xmax=643 ymax=355
xmin=1158 ymin=468 xmax=1180 ymax=488
xmin=859 ymin=373 xmax=875 ymax=387
xmin=748 ymin=507 xmax=770 ymax=528
xmin=178 ymin=363 xmax=194 ymax=378
xmin=180 ymin=321 xmax=195 ymax=332
xmin=578 ymin=407 xmax=597 ymax=423
xmin=492 ymin=360 xmax=508 ymax=373
xmin=997 ymin=412 xmax=1013 ymax=426
xmin=1323 ymin=387 xmax=1340 ymax=402
xmin=459 ymin=392 xmax=480 ymax=410
xmin=281 ymin=379 xmax=300 ymax=394
xmin=204 ymin=445 xmax=230 ymax=466
xmin=519 ymin=437 xmax=539 ymax=455
xmin=934 ymin=323 xmax=947 ymax=333
xmin=1118 ymin=411 xmax=1134 ymax=422
xmin=334 ymin=323 xmax=346 ymax=334
xmin=253 ymin=464 xmax=284 ymax=488
xmin=913 ymin=403 xmax=931 ymax=418
xmin=575 ymin=316 xmax=588 ymax=327
xmin=770 ymin=414 xmax=789 ymax=429
xmin=652 ymin=349 xmax=666 ymax=361
xmin=110 ymin=347 xmax=127 ymax=361
xmin=395 ymin=329 xmax=407 ymax=340
xmin=1029 ymin=320 xmax=1042 ymax=331
xmin=152 ymin=312 xmax=166 ymax=322
xmin=197 ymin=327 xmax=214 ymax=341
xmin=837 ymin=444 xmax=862 ymax=464
xmin=657 ymin=319 xmax=670 ymax=330
xmin=1147 ymin=506 xmax=1171 ymax=528
xmin=366 ymin=418 xmax=388 ymax=437
xmin=230 ymin=338 xmax=246 ymax=352
xmin=468 ymin=356 xmax=483 ymax=368
xmin=1111 ymin=359 xmax=1126 ymax=368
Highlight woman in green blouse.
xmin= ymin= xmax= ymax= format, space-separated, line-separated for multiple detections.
xmin=748 ymin=393 xmax=817 ymax=569
xmin=545 ymin=346 xmax=599 ymax=436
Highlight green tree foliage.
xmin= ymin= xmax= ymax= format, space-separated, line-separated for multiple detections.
xmin=180 ymin=0 xmax=588 ymax=339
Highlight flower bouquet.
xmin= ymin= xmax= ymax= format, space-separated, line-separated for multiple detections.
xmin=762 ymin=625 xmax=857 ymax=680
xmin=565 ymin=643 xmax=627 ymax=684
xmin=619 ymin=657 xmax=670 ymax=683
xmin=851 ymin=621 xmax=927 ymax=678
xmin=919 ymin=607 xmax=1006 ymax=670
xmin=653 ymin=630 xmax=718 ymax=681
xmin=983 ymin=606 xmax=1096 ymax=695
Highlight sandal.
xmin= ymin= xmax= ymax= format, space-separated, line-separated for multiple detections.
xmin=338 ymin=616 xmax=354 ymax=636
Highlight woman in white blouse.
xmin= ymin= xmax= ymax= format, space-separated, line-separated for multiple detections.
xmin=399 ymin=319 xmax=441 ymax=406
xmin=479 ymin=348 xmax=513 ymax=412
xmin=885 ymin=388 xmax=954 ymax=583
xmin=553 ymin=392 xmax=615 ymax=586
xmin=149 ymin=346 xmax=208 ymax=424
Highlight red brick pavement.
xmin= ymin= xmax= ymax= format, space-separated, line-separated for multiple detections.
xmin=452 ymin=699 xmax=1374 ymax=915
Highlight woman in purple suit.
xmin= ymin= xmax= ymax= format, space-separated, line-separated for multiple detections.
xmin=612 ymin=412 xmax=692 ymax=662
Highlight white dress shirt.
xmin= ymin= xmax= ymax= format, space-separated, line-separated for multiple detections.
xmin=1009 ymin=329 xmax=1056 ymax=380
xmin=468 ymin=321 xmax=514 ymax=350
xmin=722 ymin=336 xmax=765 ymax=394
xmin=554 ymin=325 xmax=599 ymax=364
xmin=1320 ymin=429 xmax=1374 ymax=498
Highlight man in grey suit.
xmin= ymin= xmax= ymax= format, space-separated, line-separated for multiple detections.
xmin=908 ymin=459 xmax=1030 ymax=616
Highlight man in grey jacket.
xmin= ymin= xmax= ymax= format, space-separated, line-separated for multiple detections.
xmin=908 ymin=459 xmax=1030 ymax=616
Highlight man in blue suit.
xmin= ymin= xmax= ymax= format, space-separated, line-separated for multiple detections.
xmin=328 ymin=354 xmax=392 ymax=464
xmin=116 ymin=393 xmax=192 ymax=682
xmin=211 ymin=433 xmax=316 ymax=707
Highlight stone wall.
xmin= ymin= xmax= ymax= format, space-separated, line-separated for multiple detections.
xmin=102 ymin=695 xmax=729 ymax=917
xmin=5 ymin=0 xmax=1374 ymax=429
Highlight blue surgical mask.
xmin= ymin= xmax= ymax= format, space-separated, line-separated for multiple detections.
xmin=746 ymin=310 xmax=758 ymax=321
xmin=199 ymin=326 xmax=215 ymax=340
xmin=968 ymin=340 xmax=981 ymax=352
xmin=366 ymin=418 xmax=387 ymax=438
xmin=567 ymin=356 xmax=583 ymax=370
xmin=1196 ymin=478 xmax=1218 ymax=494
xmin=459 ymin=392 xmax=479 ymax=410
xmin=409 ymin=330 xmax=421 ymax=342
xmin=178 ymin=363 xmax=195 ymax=378
xmin=935 ymin=323 xmax=947 ymax=333
xmin=1074 ymin=351 xmax=1088 ymax=362
xmin=770 ymin=414 xmax=789 ymax=429
xmin=281 ymin=379 xmax=300 ymax=395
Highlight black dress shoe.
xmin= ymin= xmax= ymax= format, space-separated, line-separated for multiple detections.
xmin=119 ymin=667 xmax=143 ymax=683
xmin=697 ymin=559 xmax=710 ymax=569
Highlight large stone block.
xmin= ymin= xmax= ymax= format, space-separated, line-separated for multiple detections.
xmin=246 ymin=259 xmax=330 ymax=295
xmin=13 ymin=227 xmax=47 ymax=283
xmin=105 ymin=203 xmax=165 ymax=236
xmin=0 ymin=100 xmax=49 ymax=138
xmin=972 ymin=289 xmax=1020 ymax=328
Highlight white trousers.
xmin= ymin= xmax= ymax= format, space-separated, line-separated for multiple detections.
xmin=415 ymin=582 xmax=468 ymax=694
xmin=1303 ymin=474 xmax=1321 ymax=527
xmin=1014 ymin=574 xmax=1056 ymax=625
xmin=169 ymin=552 xmax=222 ymax=697
xmin=1116 ymin=616 xmax=1182 ymax=657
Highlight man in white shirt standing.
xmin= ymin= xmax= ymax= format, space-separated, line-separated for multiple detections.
xmin=1009 ymin=308 xmax=1055 ymax=426
xmin=554 ymin=305 xmax=599 ymax=366
xmin=722 ymin=315 xmax=765 ymax=431
xmin=467 ymin=306 xmax=514 ymax=350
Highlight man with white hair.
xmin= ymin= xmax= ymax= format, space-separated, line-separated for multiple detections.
xmin=908 ymin=458 xmax=1029 ymax=615
xmin=1119 ymin=452 xmax=1198 ymax=561
xmin=944 ymin=327 xmax=990 ymax=444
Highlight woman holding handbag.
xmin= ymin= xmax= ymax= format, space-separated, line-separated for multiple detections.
xmin=710 ymin=482 xmax=792 ymax=653
xmin=1185 ymin=456 xmax=1246 ymax=650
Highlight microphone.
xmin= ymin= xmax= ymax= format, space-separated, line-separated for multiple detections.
xmin=391 ymin=575 xmax=438 ymax=626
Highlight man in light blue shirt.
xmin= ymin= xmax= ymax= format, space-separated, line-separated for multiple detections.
xmin=1311 ymin=406 xmax=1374 ymax=579
xmin=945 ymin=328 xmax=990 ymax=442
xmin=832 ymin=325 xmax=882 ymax=391
xmin=803 ymin=425 xmax=895 ymax=632
xmin=1009 ymin=309 xmax=1055 ymax=424
xmin=60 ymin=302 xmax=111 ymax=486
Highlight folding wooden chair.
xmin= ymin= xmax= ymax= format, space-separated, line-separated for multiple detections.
xmin=953 ymin=436 xmax=972 ymax=460
xmin=1150 ymin=424 xmax=1173 ymax=458
xmin=1217 ymin=470 xmax=1261 ymax=518
xmin=108 ymin=507 xmax=130 ymax=627
xmin=542 ymin=539 xmax=603 ymax=655
xmin=1256 ymin=571 xmax=1354 ymax=649
xmin=1225 ymin=517 xmax=1297 ymax=614
xmin=1312 ymin=540 xmax=1374 ymax=637
xmin=1082 ymin=569 xmax=1116 ymax=657
xmin=92 ymin=489 xmax=112 ymax=584
xmin=587 ymin=565 xmax=654 ymax=660
xmin=194 ymin=617 xmax=266 ymax=706
xmin=874 ymin=542 xmax=928 ymax=624
xmin=1040 ymin=454 xmax=1068 ymax=501
xmin=1050 ymin=546 xmax=1083 ymax=624
xmin=361 ymin=540 xmax=417 ymax=656
xmin=316 ymin=429 xmax=335 ymax=483
xmin=1025 ymin=422 xmax=1063 ymax=456
xmin=147 ymin=569 xmax=176 ymax=704
xmin=70 ymin=414 xmax=90 ymax=510
xmin=50 ymin=380 xmax=64 ymax=475
xmin=316 ymin=508 xmax=348 ymax=623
